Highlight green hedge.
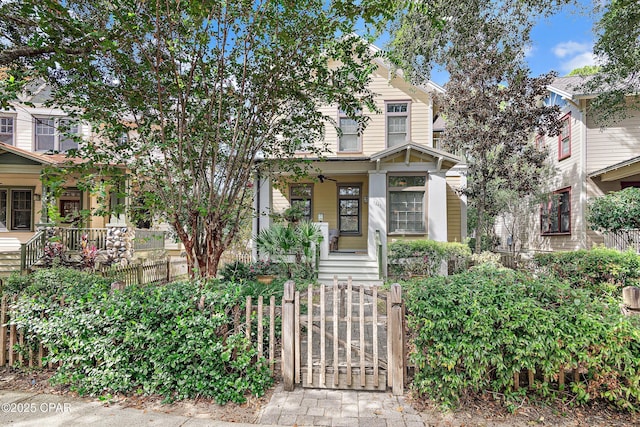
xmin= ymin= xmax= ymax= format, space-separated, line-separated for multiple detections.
xmin=388 ymin=239 xmax=471 ymax=279
xmin=534 ymin=248 xmax=640 ymax=296
xmin=404 ymin=266 xmax=640 ymax=410
xmin=9 ymin=270 xmax=273 ymax=403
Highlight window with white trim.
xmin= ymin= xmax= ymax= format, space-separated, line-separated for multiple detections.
xmin=338 ymin=110 xmax=360 ymax=152
xmin=0 ymin=117 xmax=14 ymax=145
xmin=35 ymin=117 xmax=79 ymax=152
xmin=388 ymin=175 xmax=426 ymax=233
xmin=386 ymin=102 xmax=409 ymax=147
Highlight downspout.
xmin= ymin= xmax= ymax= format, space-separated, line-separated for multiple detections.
xmin=580 ymin=99 xmax=588 ymax=249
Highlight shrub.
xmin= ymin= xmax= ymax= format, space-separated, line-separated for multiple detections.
xmin=3 ymin=268 xmax=110 ymax=298
xmin=219 ymin=261 xmax=255 ymax=282
xmin=533 ymin=248 xmax=640 ymax=296
xmin=404 ymin=266 xmax=640 ymax=410
xmin=10 ymin=279 xmax=273 ymax=403
xmin=388 ymin=239 xmax=470 ymax=279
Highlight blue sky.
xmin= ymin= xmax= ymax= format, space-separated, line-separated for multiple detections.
xmin=378 ymin=2 xmax=600 ymax=87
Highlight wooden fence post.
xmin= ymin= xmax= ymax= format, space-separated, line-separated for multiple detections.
xmin=389 ymin=283 xmax=404 ymax=396
xmin=166 ymin=257 xmax=171 ymax=282
xmin=282 ymin=280 xmax=295 ymax=391
xmin=137 ymin=264 xmax=144 ymax=285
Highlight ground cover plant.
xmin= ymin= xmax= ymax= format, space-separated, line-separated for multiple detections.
xmin=404 ymin=265 xmax=640 ymax=411
xmin=7 ymin=269 xmax=273 ymax=403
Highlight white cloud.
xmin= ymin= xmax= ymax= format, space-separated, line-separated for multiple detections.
xmin=552 ymin=41 xmax=592 ymax=59
xmin=523 ymin=45 xmax=535 ymax=59
xmin=560 ymin=52 xmax=598 ymax=73
xmin=551 ymin=41 xmax=599 ymax=73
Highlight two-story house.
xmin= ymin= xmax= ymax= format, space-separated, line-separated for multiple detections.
xmin=253 ymin=49 xmax=467 ymax=282
xmin=0 ymin=83 xmax=133 ymax=274
xmin=502 ymin=75 xmax=640 ymax=253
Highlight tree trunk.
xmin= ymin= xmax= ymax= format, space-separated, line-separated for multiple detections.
xmin=475 ymin=196 xmax=485 ymax=254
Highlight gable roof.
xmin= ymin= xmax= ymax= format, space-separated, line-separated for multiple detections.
xmin=0 ymin=142 xmax=85 ymax=166
xmin=370 ymin=142 xmax=461 ymax=170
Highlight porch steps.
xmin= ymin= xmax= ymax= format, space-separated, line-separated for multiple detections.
xmin=318 ymin=253 xmax=382 ymax=285
xmin=0 ymin=251 xmax=21 ymax=278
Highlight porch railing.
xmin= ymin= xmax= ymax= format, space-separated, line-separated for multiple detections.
xmin=20 ymin=230 xmax=46 ymax=272
xmin=133 ymin=230 xmax=166 ymax=251
xmin=604 ymin=230 xmax=640 ymax=254
xmin=58 ymin=228 xmax=108 ymax=251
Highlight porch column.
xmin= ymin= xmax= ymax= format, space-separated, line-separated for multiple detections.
xmin=252 ymin=175 xmax=272 ymax=261
xmin=428 ymin=171 xmax=448 ymax=242
xmin=459 ymin=170 xmax=468 ymax=241
xmin=368 ymin=171 xmax=387 ymax=276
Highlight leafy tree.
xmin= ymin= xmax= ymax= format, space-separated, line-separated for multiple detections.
xmin=388 ymin=1 xmax=566 ymax=252
xmin=0 ymin=0 xmax=391 ymax=277
xmin=586 ymin=0 xmax=640 ymax=123
xmin=588 ymin=187 xmax=640 ymax=233
xmin=567 ymin=65 xmax=600 ymax=76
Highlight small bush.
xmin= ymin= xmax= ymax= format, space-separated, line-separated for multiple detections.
xmin=219 ymin=261 xmax=255 ymax=282
xmin=534 ymin=247 xmax=640 ymax=296
xmin=4 ymin=268 xmax=110 ymax=298
xmin=388 ymin=239 xmax=470 ymax=279
xmin=405 ymin=266 xmax=640 ymax=410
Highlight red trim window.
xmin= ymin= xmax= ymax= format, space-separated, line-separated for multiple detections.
xmin=540 ymin=187 xmax=571 ymax=235
xmin=558 ymin=113 xmax=571 ymax=160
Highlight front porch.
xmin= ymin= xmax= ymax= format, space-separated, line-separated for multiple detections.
xmin=253 ymin=143 xmax=466 ymax=280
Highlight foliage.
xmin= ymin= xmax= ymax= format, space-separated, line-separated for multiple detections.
xmin=470 ymin=251 xmax=501 ymax=267
xmin=219 ymin=261 xmax=255 ymax=282
xmin=3 ymin=268 xmax=110 ymax=298
xmin=404 ymin=266 xmax=640 ymax=410
xmin=42 ymin=242 xmax=67 ymax=268
xmin=0 ymin=0 xmax=391 ymax=278
xmin=388 ymin=0 xmax=565 ymax=253
xmin=533 ymin=248 xmax=640 ymax=297
xmin=585 ymin=0 xmax=640 ymax=123
xmin=249 ymin=260 xmax=282 ymax=277
xmin=587 ymin=187 xmax=640 ymax=234
xmin=387 ymin=239 xmax=470 ymax=279
xmin=255 ymin=221 xmax=323 ymax=279
xmin=79 ymin=234 xmax=98 ymax=270
xmin=567 ymin=65 xmax=600 ymax=76
xmin=10 ymin=279 xmax=273 ymax=403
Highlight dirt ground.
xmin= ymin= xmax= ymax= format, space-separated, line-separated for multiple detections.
xmin=1 ymin=367 xmax=638 ymax=426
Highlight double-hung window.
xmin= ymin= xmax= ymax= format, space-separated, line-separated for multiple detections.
xmin=540 ymin=188 xmax=570 ymax=235
xmin=35 ymin=117 xmax=79 ymax=152
xmin=386 ymin=102 xmax=410 ymax=147
xmin=0 ymin=117 xmax=14 ymax=145
xmin=0 ymin=189 xmax=33 ymax=231
xmin=558 ymin=113 xmax=571 ymax=160
xmin=388 ymin=175 xmax=426 ymax=233
xmin=338 ymin=110 xmax=360 ymax=152
xmin=290 ymin=185 xmax=313 ymax=222
xmin=338 ymin=185 xmax=361 ymax=234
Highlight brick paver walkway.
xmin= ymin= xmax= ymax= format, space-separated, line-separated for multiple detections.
xmin=257 ymin=384 xmax=425 ymax=427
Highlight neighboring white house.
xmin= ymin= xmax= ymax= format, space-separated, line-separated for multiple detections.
xmin=496 ymin=75 xmax=640 ymax=253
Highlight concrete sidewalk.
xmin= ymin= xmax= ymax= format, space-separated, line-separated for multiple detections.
xmin=0 ymin=390 xmax=275 ymax=427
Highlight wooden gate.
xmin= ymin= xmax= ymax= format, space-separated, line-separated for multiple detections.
xmin=281 ymin=278 xmax=405 ymax=395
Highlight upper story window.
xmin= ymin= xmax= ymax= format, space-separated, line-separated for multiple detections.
xmin=0 ymin=117 xmax=14 ymax=145
xmin=338 ymin=110 xmax=360 ymax=152
xmin=558 ymin=113 xmax=571 ymax=160
xmin=386 ymin=101 xmax=410 ymax=147
xmin=290 ymin=185 xmax=313 ymax=222
xmin=535 ymin=133 xmax=545 ymax=150
xmin=35 ymin=117 xmax=79 ymax=152
xmin=540 ymin=187 xmax=570 ymax=235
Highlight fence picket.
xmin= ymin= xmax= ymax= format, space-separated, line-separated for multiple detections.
xmin=373 ymin=285 xmax=379 ymax=388
xmin=0 ymin=295 xmax=6 ymax=366
xmin=359 ymin=282 xmax=365 ymax=387
xmin=257 ymin=296 xmax=264 ymax=358
xmin=346 ymin=278 xmax=353 ymax=386
xmin=307 ymin=284 xmax=313 ymax=386
xmin=320 ymin=282 xmax=326 ymax=386
xmin=270 ymin=296 xmax=276 ymax=373
xmin=333 ymin=278 xmax=339 ymax=386
xmin=295 ymin=291 xmax=300 ymax=383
